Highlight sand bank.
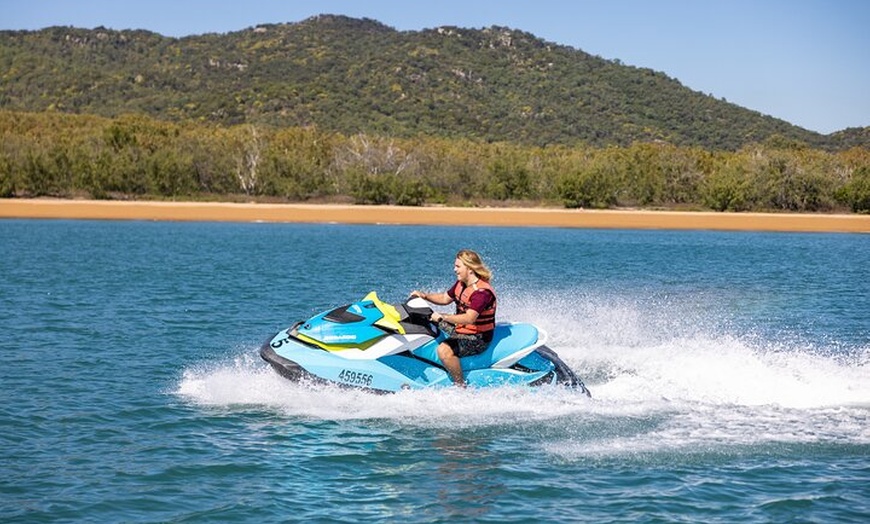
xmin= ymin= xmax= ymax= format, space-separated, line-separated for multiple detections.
xmin=1 ymin=199 xmax=868 ymax=233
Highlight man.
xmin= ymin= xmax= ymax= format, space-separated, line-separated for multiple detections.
xmin=411 ymin=249 xmax=496 ymax=386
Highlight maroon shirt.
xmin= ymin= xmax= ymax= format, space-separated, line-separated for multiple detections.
xmin=446 ymin=281 xmax=496 ymax=314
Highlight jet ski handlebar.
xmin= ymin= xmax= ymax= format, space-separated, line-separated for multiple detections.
xmin=400 ymin=297 xmax=434 ymax=324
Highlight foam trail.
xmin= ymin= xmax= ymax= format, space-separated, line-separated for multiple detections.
xmin=500 ymin=290 xmax=870 ymax=409
xmin=176 ymin=290 xmax=869 ymax=456
xmin=176 ymin=351 xmax=595 ymax=426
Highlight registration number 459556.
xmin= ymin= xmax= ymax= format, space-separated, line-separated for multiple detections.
xmin=338 ymin=369 xmax=373 ymax=387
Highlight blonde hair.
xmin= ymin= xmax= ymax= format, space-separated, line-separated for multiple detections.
xmin=456 ymin=249 xmax=492 ymax=282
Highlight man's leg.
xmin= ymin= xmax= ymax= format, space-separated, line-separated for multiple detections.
xmin=437 ymin=342 xmax=466 ymax=386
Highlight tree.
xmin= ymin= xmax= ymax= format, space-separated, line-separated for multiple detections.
xmin=836 ymin=166 xmax=870 ymax=213
xmin=557 ymin=155 xmax=618 ymax=209
xmin=235 ymin=125 xmax=262 ymax=195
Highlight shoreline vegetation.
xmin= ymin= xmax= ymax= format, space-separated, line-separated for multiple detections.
xmin=2 ymin=111 xmax=869 ymax=217
xmin=2 ymin=198 xmax=868 ymax=233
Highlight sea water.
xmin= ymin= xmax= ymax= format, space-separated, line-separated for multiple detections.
xmin=1 ymin=219 xmax=868 ymax=523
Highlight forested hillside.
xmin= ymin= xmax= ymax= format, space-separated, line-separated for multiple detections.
xmin=2 ymin=15 xmax=865 ymax=150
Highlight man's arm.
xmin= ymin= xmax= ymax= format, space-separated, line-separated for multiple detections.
xmin=411 ymin=290 xmax=453 ymax=306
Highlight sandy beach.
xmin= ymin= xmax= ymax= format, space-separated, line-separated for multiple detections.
xmin=1 ymin=198 xmax=868 ymax=233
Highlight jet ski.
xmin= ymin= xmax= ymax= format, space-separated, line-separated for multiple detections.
xmin=260 ymin=292 xmax=590 ymax=395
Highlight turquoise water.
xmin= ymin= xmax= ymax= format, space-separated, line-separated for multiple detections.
xmin=1 ymin=219 xmax=868 ymax=523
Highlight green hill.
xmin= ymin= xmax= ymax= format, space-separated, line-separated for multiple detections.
xmin=2 ymin=14 xmax=864 ymax=150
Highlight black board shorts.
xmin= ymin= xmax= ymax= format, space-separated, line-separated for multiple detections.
xmin=439 ymin=321 xmax=492 ymax=357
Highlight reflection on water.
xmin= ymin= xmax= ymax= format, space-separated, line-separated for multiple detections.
xmin=429 ymin=433 xmax=505 ymax=520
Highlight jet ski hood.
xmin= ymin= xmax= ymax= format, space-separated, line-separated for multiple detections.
xmin=294 ymin=292 xmax=436 ymax=352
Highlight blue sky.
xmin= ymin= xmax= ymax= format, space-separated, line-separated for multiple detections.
xmin=3 ymin=0 xmax=868 ymax=134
